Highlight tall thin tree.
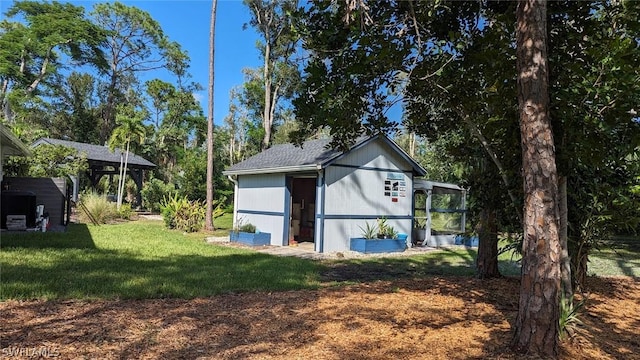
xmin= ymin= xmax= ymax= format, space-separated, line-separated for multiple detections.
xmin=245 ymin=0 xmax=299 ymax=150
xmin=205 ymin=0 xmax=218 ymax=231
xmin=108 ymin=108 xmax=146 ymax=210
xmin=511 ymin=0 xmax=562 ymax=356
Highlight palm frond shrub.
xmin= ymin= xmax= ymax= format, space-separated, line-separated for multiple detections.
xmin=161 ymin=194 xmax=205 ymax=233
xmin=358 ymin=221 xmax=378 ymax=239
xmin=559 ymin=292 xmax=586 ymax=340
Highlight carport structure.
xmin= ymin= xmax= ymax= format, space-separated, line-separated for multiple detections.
xmin=32 ymin=138 xmax=156 ymax=205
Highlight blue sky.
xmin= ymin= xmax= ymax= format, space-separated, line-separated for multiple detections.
xmin=115 ymin=0 xmax=261 ymax=124
xmin=121 ymin=0 xmax=263 ymax=125
xmin=1 ymin=0 xmax=263 ymax=126
xmin=2 ymin=0 xmax=405 ymax=128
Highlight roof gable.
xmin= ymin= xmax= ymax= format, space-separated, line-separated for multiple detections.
xmin=224 ymin=137 xmax=343 ymax=175
xmin=32 ymin=138 xmax=156 ymax=168
xmin=224 ymin=134 xmax=426 ymax=176
xmin=1 ymin=124 xmax=31 ymax=157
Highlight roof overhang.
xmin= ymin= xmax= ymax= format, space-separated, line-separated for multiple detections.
xmin=414 ymin=179 xmax=465 ymax=192
xmin=224 ymin=164 xmax=321 ymax=176
xmin=223 ymin=134 xmax=427 ymax=177
xmin=1 ymin=124 xmax=31 ymax=157
xmin=32 ymin=137 xmax=156 ymax=169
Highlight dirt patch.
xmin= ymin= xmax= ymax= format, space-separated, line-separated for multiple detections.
xmin=205 ymin=237 xmax=444 ymax=261
xmin=1 ymin=276 xmax=637 ymax=359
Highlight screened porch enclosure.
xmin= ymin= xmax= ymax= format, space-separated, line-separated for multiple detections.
xmin=413 ymin=180 xmax=467 ymax=247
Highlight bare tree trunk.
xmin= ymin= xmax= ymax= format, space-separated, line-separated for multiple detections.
xmin=117 ymin=140 xmax=131 ymax=210
xmin=511 ymin=0 xmax=561 ymax=357
xmin=229 ymin=136 xmax=235 ymax=166
xmin=205 ymin=0 xmax=218 ymax=231
xmin=117 ymin=152 xmax=125 ymax=209
xmin=572 ymin=240 xmax=589 ymax=292
xmin=457 ymin=109 xmax=523 ymax=224
xmin=102 ymin=70 xmax=119 ymax=144
xmin=1 ymin=79 xmax=10 ymax=122
xmin=262 ymin=41 xmax=272 ymax=151
xmin=558 ymin=176 xmax=572 ymax=297
xmin=476 ymin=207 xmax=501 ymax=279
xmin=408 ymin=132 xmax=416 ymax=157
xmin=26 ymin=47 xmax=53 ymax=93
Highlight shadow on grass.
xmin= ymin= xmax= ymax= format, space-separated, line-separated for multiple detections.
xmin=3 ymin=252 xmax=320 ymax=300
xmin=320 ymin=247 xmax=479 ymax=282
xmin=589 ymin=235 xmax=640 ymax=278
xmin=1 ymin=225 xmax=320 ymax=300
xmin=1 ymin=223 xmax=96 ymax=249
xmin=609 ymin=235 xmax=640 ymax=252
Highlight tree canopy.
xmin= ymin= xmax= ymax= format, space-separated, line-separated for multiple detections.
xmin=0 ymin=0 xmax=230 ymax=207
xmin=291 ymin=0 xmax=639 ymax=356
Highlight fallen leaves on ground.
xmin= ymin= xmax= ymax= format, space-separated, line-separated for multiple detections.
xmin=1 ymin=276 xmax=638 ymax=359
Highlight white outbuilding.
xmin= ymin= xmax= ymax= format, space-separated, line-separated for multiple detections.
xmin=224 ymin=134 xmax=466 ymax=253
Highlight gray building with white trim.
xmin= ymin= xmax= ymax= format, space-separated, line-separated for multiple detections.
xmin=223 ymin=134 xmax=427 ymax=253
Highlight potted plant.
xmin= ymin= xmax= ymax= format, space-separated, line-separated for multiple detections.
xmin=412 ymin=217 xmax=427 ymax=244
xmin=350 ymin=219 xmax=407 ymax=254
xmin=376 ymin=217 xmax=399 ymax=239
xmin=230 ymin=220 xmax=271 ymax=246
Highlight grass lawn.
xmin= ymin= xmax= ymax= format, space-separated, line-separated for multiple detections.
xmin=322 ymin=237 xmax=639 ymax=281
xmin=1 ymin=219 xmax=637 ymax=301
xmin=211 ymin=212 xmax=233 ymax=236
xmin=1 ymin=220 xmax=320 ymax=300
xmin=588 ymin=236 xmax=640 ymax=278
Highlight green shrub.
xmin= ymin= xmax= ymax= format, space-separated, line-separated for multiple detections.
xmin=239 ymin=223 xmax=257 ymax=233
xmin=78 ymin=192 xmax=117 ymax=224
xmin=117 ymin=203 xmax=133 ymax=220
xmin=141 ymin=178 xmax=176 ymax=213
xmin=233 ymin=216 xmax=257 ymax=234
xmin=160 ymin=194 xmax=205 ymax=233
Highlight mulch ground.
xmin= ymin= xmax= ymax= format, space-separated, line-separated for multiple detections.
xmin=1 ymin=276 xmax=638 ymax=360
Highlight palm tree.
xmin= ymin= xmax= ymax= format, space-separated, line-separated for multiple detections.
xmin=109 ymin=108 xmax=146 ymax=210
xmin=206 ymin=0 xmax=218 ymax=230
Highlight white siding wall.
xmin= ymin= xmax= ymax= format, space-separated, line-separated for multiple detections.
xmin=236 ymin=173 xmax=286 ymax=246
xmin=321 ymin=140 xmax=415 ymax=253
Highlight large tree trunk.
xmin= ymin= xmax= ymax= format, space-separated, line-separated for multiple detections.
xmin=476 ymin=207 xmax=501 ymax=279
xmin=511 ymin=0 xmax=562 ymax=357
xmin=205 ymin=0 xmax=218 ymax=231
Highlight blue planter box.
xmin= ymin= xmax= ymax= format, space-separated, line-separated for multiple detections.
xmin=230 ymin=231 xmax=271 ymax=246
xmin=350 ymin=237 xmax=407 ymax=254
xmin=455 ymin=235 xmax=479 ymax=247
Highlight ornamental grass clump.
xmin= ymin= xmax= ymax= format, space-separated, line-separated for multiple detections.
xmin=358 ymin=221 xmax=378 ymax=239
xmin=78 ymin=192 xmax=118 ymax=224
xmin=559 ymin=291 xmax=586 ymax=340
